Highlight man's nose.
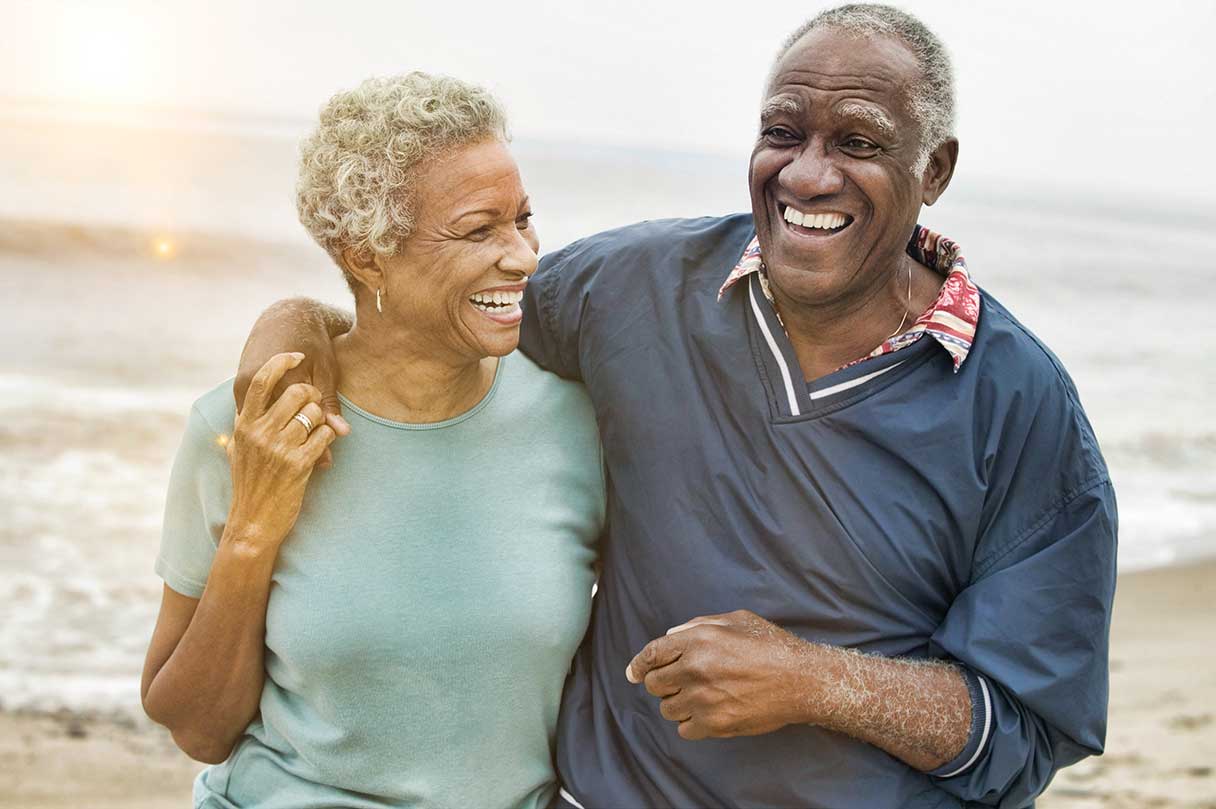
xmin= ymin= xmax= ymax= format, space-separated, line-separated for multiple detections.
xmin=499 ymin=227 xmax=539 ymax=277
xmin=778 ymin=140 xmax=845 ymax=199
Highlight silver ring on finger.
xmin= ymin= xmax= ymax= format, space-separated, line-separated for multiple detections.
xmin=292 ymin=411 xmax=315 ymax=434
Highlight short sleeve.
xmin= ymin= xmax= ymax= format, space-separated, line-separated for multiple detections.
xmin=155 ymin=403 xmax=234 ymax=598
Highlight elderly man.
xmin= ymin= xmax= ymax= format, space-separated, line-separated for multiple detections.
xmin=236 ymin=4 xmax=1115 ymax=807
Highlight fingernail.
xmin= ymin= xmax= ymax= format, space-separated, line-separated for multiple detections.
xmin=625 ymin=663 xmax=638 ymax=684
xmin=291 ymin=352 xmax=305 ymax=361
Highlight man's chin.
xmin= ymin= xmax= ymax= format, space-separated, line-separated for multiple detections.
xmin=765 ymin=261 xmax=855 ymax=307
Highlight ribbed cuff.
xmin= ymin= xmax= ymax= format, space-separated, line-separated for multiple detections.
xmin=930 ymin=667 xmax=992 ymax=779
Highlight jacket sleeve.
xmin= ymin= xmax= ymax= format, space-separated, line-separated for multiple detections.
xmin=518 ymin=244 xmax=587 ymax=381
xmin=928 ymin=473 xmax=1118 ymax=806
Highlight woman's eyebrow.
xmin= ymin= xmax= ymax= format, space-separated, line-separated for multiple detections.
xmin=452 ymin=207 xmax=502 ymax=223
xmin=834 ymin=102 xmax=896 ymax=138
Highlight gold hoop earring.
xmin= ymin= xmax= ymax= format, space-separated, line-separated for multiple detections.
xmin=376 ymin=288 xmax=383 ymax=314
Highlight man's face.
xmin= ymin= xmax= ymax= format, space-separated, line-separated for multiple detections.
xmin=749 ymin=28 xmax=949 ymax=310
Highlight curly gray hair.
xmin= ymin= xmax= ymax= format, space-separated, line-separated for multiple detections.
xmin=296 ymin=72 xmax=508 ymax=289
xmin=776 ymin=4 xmax=955 ymax=176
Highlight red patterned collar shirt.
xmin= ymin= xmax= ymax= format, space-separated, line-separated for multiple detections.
xmin=718 ymin=225 xmax=981 ymax=373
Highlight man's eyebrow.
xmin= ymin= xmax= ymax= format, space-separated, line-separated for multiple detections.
xmin=835 ymin=102 xmax=896 ymax=138
xmin=760 ymin=97 xmax=801 ymax=122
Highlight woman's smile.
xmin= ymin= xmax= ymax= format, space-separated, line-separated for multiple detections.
xmin=467 ymin=282 xmax=527 ymax=325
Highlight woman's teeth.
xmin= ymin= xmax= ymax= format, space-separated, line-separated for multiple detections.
xmin=468 ymin=290 xmax=523 ymax=312
xmin=782 ymin=207 xmax=849 ymax=230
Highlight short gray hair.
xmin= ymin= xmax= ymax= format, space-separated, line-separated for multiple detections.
xmin=776 ymin=4 xmax=955 ymax=175
xmin=296 ymin=72 xmax=508 ymax=289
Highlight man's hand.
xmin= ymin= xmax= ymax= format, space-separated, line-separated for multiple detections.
xmin=625 ymin=609 xmax=814 ymax=740
xmin=233 ymin=298 xmax=352 ymax=467
xmin=626 ymin=609 xmax=973 ymax=772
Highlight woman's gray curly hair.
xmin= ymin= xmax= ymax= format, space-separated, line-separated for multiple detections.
xmin=296 ymin=72 xmax=508 ymax=289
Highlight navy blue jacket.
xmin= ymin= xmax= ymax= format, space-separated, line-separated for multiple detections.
xmin=519 ymin=214 xmax=1117 ymax=809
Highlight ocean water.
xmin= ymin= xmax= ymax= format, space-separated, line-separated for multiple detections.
xmin=1 ymin=115 xmax=1214 ymax=720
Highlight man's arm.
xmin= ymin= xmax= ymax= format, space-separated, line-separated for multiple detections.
xmin=628 ymin=477 xmax=1117 ymax=805
xmin=626 ymin=610 xmax=972 ymax=772
xmin=233 ymin=298 xmax=352 ymax=464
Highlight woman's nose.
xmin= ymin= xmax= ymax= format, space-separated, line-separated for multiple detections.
xmin=500 ymin=228 xmax=540 ymax=277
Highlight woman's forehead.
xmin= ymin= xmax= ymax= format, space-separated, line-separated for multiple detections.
xmin=416 ymin=142 xmax=526 ymax=217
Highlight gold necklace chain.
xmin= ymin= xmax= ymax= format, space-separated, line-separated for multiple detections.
xmin=887 ymin=263 xmax=912 ymax=340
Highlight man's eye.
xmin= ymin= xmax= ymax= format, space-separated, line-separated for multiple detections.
xmin=841 ymin=137 xmax=879 ymax=153
xmin=762 ymin=126 xmax=798 ymax=144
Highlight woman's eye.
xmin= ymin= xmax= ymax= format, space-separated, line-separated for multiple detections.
xmin=465 ymin=225 xmax=493 ymax=241
xmin=516 ymin=212 xmax=533 ymax=230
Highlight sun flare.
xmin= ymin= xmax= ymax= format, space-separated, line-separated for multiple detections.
xmin=153 ymin=237 xmax=176 ymax=259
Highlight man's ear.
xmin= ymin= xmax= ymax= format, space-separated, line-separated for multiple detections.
xmin=921 ymin=137 xmax=959 ymax=206
xmin=340 ymin=247 xmax=383 ymax=295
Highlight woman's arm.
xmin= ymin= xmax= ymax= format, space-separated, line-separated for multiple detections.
xmin=142 ymin=353 xmax=342 ymax=762
xmin=140 ymin=537 xmax=278 ymax=763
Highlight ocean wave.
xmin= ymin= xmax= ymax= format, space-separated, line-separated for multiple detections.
xmin=1105 ymin=431 xmax=1216 ymax=468
xmin=0 ymin=373 xmax=200 ymax=415
xmin=0 ymin=217 xmax=312 ymax=261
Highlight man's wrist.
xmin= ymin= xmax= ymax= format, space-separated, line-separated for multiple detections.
xmin=778 ymin=638 xmax=832 ymax=727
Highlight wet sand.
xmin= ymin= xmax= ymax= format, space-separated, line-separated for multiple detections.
xmin=1 ymin=560 xmax=1213 ymax=808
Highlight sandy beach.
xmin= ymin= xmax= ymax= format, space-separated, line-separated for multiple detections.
xmin=1 ymin=561 xmax=1212 ymax=808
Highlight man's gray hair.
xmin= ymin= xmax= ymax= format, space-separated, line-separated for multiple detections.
xmin=776 ymin=4 xmax=955 ymax=175
xmin=296 ymin=72 xmax=508 ymax=290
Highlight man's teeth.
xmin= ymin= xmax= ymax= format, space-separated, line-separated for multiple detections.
xmin=468 ymin=289 xmax=523 ymax=311
xmin=782 ymin=207 xmax=848 ymax=230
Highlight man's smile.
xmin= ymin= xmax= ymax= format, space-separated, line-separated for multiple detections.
xmin=776 ymin=202 xmax=854 ymax=240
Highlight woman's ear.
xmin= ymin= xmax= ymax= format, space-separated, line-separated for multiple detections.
xmin=340 ymin=247 xmax=383 ymax=294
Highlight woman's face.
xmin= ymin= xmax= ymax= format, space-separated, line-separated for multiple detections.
xmin=379 ymin=139 xmax=539 ymax=361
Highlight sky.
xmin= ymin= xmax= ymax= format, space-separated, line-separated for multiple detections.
xmin=3 ymin=0 xmax=1215 ymax=204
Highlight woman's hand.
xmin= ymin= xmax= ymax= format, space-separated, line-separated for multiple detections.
xmin=227 ymin=352 xmax=341 ymax=550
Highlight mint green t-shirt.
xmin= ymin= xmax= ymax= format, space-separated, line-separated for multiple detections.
xmin=156 ymin=354 xmax=605 ymax=809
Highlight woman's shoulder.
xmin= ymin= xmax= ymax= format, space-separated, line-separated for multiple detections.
xmin=497 ymin=352 xmax=596 ymax=425
xmin=184 ymin=378 xmax=238 ymax=442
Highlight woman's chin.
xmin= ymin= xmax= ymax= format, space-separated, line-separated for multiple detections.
xmin=462 ymin=305 xmax=523 ymax=357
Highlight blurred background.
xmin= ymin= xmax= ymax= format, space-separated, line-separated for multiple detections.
xmin=0 ymin=1 xmax=1213 ymax=807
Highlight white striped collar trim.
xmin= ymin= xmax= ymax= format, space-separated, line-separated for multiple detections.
xmin=559 ymin=787 xmax=587 ymax=809
xmin=809 ymin=361 xmax=904 ymax=401
xmin=748 ymin=274 xmax=801 ymax=416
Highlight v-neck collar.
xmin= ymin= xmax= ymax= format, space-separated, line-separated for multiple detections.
xmin=743 ymin=272 xmax=940 ymax=421
xmin=722 ymin=225 xmax=981 ymax=373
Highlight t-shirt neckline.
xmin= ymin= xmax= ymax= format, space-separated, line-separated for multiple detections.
xmin=336 ymin=356 xmax=507 ymax=431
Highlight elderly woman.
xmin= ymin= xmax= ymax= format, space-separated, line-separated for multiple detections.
xmin=140 ymin=73 xmax=604 ymax=809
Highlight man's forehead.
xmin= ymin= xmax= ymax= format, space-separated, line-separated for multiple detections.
xmin=767 ymin=27 xmax=920 ymax=100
